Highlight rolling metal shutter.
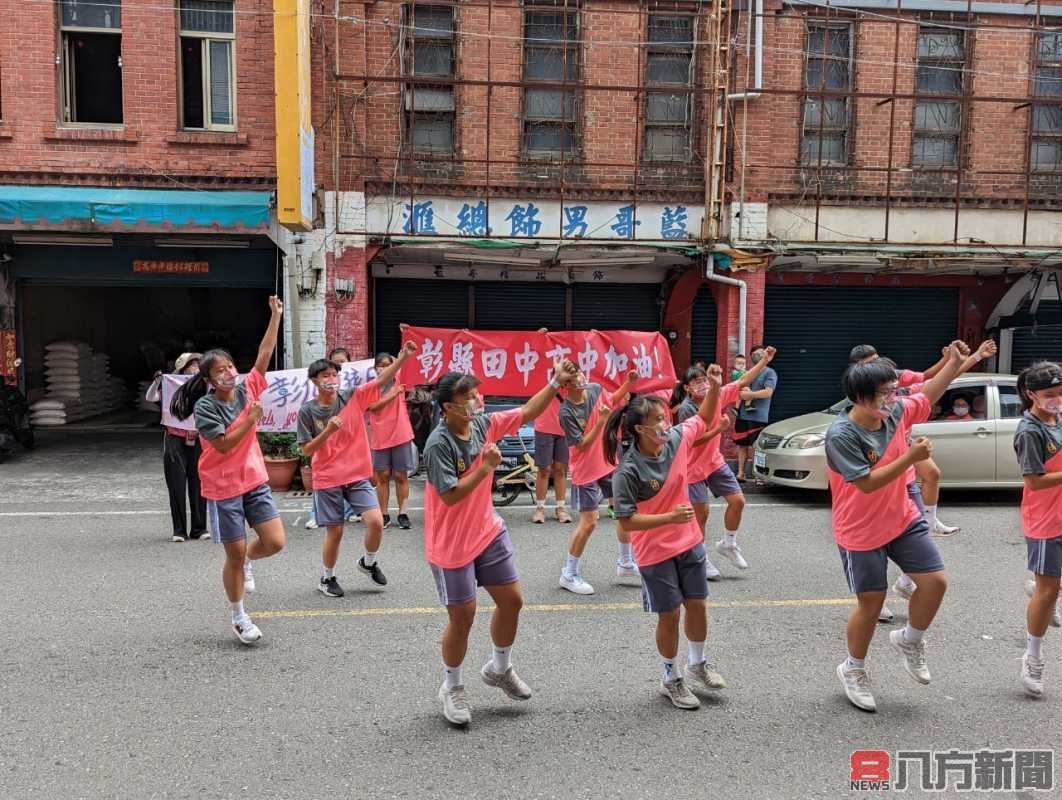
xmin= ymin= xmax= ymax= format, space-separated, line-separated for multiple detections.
xmin=1011 ymin=302 xmax=1062 ymax=372
xmin=764 ymin=285 xmax=960 ymax=421
xmin=374 ymin=277 xmax=470 ymax=355
xmin=690 ymin=286 xmax=719 ymax=365
xmin=571 ymin=282 xmax=661 ymax=331
xmin=473 ymin=281 xmax=567 ymax=330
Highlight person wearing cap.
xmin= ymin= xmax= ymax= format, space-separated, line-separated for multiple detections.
xmin=146 ymin=352 xmax=208 ymax=542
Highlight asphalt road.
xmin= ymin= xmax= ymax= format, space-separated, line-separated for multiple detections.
xmin=0 ymin=431 xmax=1056 ymax=800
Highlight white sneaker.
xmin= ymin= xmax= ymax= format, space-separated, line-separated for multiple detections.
xmin=931 ymin=519 xmax=960 ymax=537
xmin=705 ymin=558 xmax=722 ymax=581
xmin=889 ymin=629 xmax=931 ymax=685
xmin=232 ymin=616 xmax=262 ymax=645
xmin=837 ymin=662 xmax=876 ymax=712
xmin=243 ymin=559 xmax=255 ymax=593
xmin=480 ymin=663 xmax=532 ymax=700
xmin=1022 ymin=654 xmax=1045 ymax=698
xmin=438 ymin=683 xmax=471 ymax=725
xmin=878 ymin=604 xmax=895 ymax=623
xmin=892 ymin=576 xmax=915 ymax=601
xmin=1025 ymin=578 xmax=1062 ymax=627
xmin=660 ymin=677 xmax=701 ymax=710
xmin=615 ymin=560 xmax=640 ymax=582
xmin=559 ymin=571 xmax=595 ymax=595
xmin=305 ymin=518 xmax=318 ymax=530
xmin=715 ymin=540 xmax=749 ymax=569
xmin=686 ymin=661 xmax=727 ymax=691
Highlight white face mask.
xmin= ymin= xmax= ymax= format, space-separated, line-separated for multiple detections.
xmin=640 ymin=420 xmax=670 ymax=444
xmin=319 ymin=380 xmax=339 ymax=394
xmin=1036 ymin=394 xmax=1062 ymax=415
xmin=215 ymin=371 xmax=237 ymax=390
xmin=952 ymin=404 xmax=969 ymax=417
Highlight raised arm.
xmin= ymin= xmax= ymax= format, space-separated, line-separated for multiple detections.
xmin=958 ymin=339 xmax=996 ymax=375
xmin=375 ymin=341 xmax=417 ymax=387
xmin=253 ymin=296 xmax=284 ymax=376
xmin=736 ymin=346 xmax=777 ymax=389
xmin=521 ymin=358 xmax=578 ymax=425
xmin=610 ymin=369 xmax=640 ymax=406
xmin=921 ymin=341 xmax=966 ymax=405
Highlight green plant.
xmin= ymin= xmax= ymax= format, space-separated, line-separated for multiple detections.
xmin=258 ymin=432 xmax=300 ymax=460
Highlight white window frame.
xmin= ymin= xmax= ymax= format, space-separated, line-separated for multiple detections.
xmin=59 ymin=1 xmax=124 ymax=127
xmin=178 ymin=1 xmax=237 ymax=132
xmin=1032 ymin=28 xmax=1062 ymax=173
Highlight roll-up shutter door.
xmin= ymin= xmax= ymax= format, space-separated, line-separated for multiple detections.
xmin=690 ymin=286 xmax=719 ymax=365
xmin=571 ymin=283 xmax=661 ymax=332
xmin=764 ymin=285 xmax=959 ymax=421
xmin=473 ymin=281 xmax=567 ymax=330
xmin=1011 ymin=302 xmax=1062 ymax=372
xmin=374 ymin=278 xmax=470 ymax=355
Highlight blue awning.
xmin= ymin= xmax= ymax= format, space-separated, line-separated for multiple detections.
xmin=0 ymin=186 xmax=273 ymax=232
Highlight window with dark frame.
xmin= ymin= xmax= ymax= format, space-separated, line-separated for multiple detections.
xmin=644 ymin=15 xmax=695 ymax=162
xmin=402 ymin=5 xmax=455 ymax=155
xmin=913 ymin=28 xmax=964 ymax=168
xmin=523 ymin=3 xmax=580 ymax=157
xmin=59 ymin=0 xmax=123 ymax=125
xmin=179 ymin=0 xmax=236 ymax=131
xmin=1032 ymin=30 xmax=1062 ymax=171
xmin=800 ymin=21 xmax=852 ymax=166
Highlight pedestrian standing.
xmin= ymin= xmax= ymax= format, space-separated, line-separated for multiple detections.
xmin=734 ymin=346 xmax=778 ymax=483
xmin=367 ymin=351 xmax=417 ymax=530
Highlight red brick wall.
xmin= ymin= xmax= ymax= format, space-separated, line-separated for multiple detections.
xmin=0 ymin=0 xmax=276 ymax=187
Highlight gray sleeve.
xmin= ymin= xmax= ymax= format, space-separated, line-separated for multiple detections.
xmin=296 ymin=406 xmax=315 ymax=445
xmin=763 ymin=369 xmax=778 ymax=390
xmin=193 ymin=398 xmax=227 ymax=441
xmin=611 ymin=466 xmax=639 ymax=519
xmin=674 ymin=400 xmax=695 ymax=423
xmin=1014 ymin=427 xmax=1047 ymax=476
xmin=825 ymin=426 xmax=870 ymax=482
xmin=425 ymin=440 xmax=460 ymax=494
xmin=559 ymin=403 xmax=584 ymax=444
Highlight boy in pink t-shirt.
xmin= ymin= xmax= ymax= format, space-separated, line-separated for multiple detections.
xmin=610 ymin=370 xmax=729 ymax=710
xmin=424 ymin=359 xmax=579 ymax=727
xmin=366 ymin=350 xmax=417 ymax=530
xmin=557 ymin=369 xmax=640 ymax=595
xmin=1013 ymin=361 xmax=1062 ymax=698
xmin=825 ymin=345 xmax=964 ymax=713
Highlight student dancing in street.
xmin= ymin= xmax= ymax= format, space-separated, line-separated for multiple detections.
xmin=298 ymin=343 xmax=416 ymax=597
xmin=367 ymin=351 xmax=417 ymax=530
xmin=170 ymin=296 xmax=286 ymax=645
xmin=826 ymin=344 xmax=965 ymax=712
xmin=424 ymin=359 xmax=579 ymax=726
xmin=557 ymin=368 xmax=640 ymax=594
xmin=608 ymin=367 xmax=729 ymax=710
xmin=1013 ymin=361 xmax=1062 ymax=697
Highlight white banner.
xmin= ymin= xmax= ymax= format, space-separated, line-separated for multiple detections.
xmin=160 ymin=360 xmax=376 ymax=433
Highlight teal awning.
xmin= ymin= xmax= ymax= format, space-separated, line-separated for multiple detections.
xmin=0 ymin=186 xmax=272 ymax=231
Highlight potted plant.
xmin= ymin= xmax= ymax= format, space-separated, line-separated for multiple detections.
xmin=258 ymin=432 xmax=300 ymax=492
xmin=299 ymin=451 xmax=313 ymax=492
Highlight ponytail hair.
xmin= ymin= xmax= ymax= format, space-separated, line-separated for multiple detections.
xmin=170 ymin=348 xmax=232 ymax=420
xmin=603 ymin=393 xmax=666 ymax=465
xmin=670 ymin=365 xmax=708 ymax=409
xmin=1017 ymin=360 xmax=1062 ymax=412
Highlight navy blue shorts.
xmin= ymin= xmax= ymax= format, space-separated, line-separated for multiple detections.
xmin=430 ymin=528 xmax=520 ymax=607
xmin=313 ymin=479 xmax=379 ymax=527
xmin=906 ymin=481 xmax=927 ymax=516
xmin=207 ymin=483 xmax=279 ymax=544
xmin=573 ymin=476 xmax=613 ymax=513
xmin=1027 ymin=535 xmax=1062 ymax=577
xmin=371 ymin=442 xmax=416 ymax=474
xmin=838 ymin=518 xmax=944 ymax=594
xmin=533 ymin=432 xmax=569 ymax=469
xmin=640 ymin=543 xmax=710 ymax=614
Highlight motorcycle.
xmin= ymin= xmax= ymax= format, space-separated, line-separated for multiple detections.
xmin=0 ymin=358 xmax=33 ymax=463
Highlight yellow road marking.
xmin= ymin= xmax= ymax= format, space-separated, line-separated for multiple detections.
xmin=254 ymin=596 xmax=856 ymax=620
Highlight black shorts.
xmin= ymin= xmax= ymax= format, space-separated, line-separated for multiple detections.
xmin=733 ymin=418 xmax=765 ymax=447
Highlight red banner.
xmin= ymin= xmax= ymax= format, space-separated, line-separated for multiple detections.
xmin=0 ymin=330 xmax=16 ymax=380
xmin=399 ymin=327 xmax=676 ymax=396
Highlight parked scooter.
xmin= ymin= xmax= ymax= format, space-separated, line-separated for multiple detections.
xmin=0 ymin=358 xmax=33 ymax=463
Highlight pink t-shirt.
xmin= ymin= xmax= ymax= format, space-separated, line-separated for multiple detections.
xmin=560 ymin=383 xmax=615 ymax=486
xmin=1015 ymin=412 xmax=1062 ymax=540
xmin=367 ymin=380 xmax=415 ymax=450
xmin=613 ymin=415 xmax=706 ymax=567
xmin=676 ymin=381 xmax=741 ymax=482
xmin=194 ymin=368 xmax=269 ymax=501
xmin=423 ymin=408 xmax=523 ymax=568
xmin=533 ymin=395 xmax=565 ymax=436
xmin=296 ymin=381 xmax=381 ymax=490
xmin=898 ymin=370 xmax=925 ymax=388
xmin=825 ymin=395 xmax=931 ymax=551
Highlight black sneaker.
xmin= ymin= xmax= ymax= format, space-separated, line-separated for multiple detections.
xmin=397 ymin=513 xmax=412 ymax=530
xmin=358 ymin=557 xmax=388 ymax=586
xmin=318 ymin=576 xmax=345 ymax=597
xmin=382 ymin=514 xmax=393 ymax=528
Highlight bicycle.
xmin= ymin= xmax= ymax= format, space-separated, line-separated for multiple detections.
xmin=492 ymin=435 xmax=537 ymax=507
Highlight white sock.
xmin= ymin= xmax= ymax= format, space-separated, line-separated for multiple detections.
xmin=229 ymin=600 xmax=245 ymax=623
xmin=491 ymin=644 xmax=512 ymax=673
xmin=662 ymin=656 xmax=678 ymax=682
xmin=1027 ymin=633 xmax=1044 ymax=660
xmin=243 ymin=559 xmax=253 ymax=574
xmin=322 ymin=565 xmax=334 ymax=580
xmin=363 ymin=550 xmax=377 ymax=567
xmin=844 ymin=655 xmax=865 ymax=671
xmin=897 ymin=573 xmax=917 ymax=592
xmin=536 ymin=498 xmax=546 ymax=509
xmin=618 ymin=542 xmax=633 ymax=563
xmin=443 ymin=663 xmax=462 ymax=690
xmin=724 ymin=530 xmax=738 ymax=547
xmin=903 ymin=624 xmax=926 ymax=645
xmin=565 ymin=553 xmax=581 ymax=576
xmin=924 ymin=504 xmax=938 ymax=527
xmin=687 ymin=640 xmax=706 ymax=666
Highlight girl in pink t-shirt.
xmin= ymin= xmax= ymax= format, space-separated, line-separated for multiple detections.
xmin=170 ymin=296 xmax=285 ymax=647
xmin=367 ymin=351 xmax=417 ymax=530
xmin=605 ymin=370 xmax=729 ymax=710
xmin=1014 ymin=361 xmax=1062 ymax=698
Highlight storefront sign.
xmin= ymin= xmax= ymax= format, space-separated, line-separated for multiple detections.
xmin=399 ymin=327 xmax=676 ymax=395
xmin=133 ymin=260 xmax=209 ymax=275
xmin=159 ymin=359 xmax=376 ymax=433
xmin=0 ymin=330 xmax=16 ymax=379
xmin=365 ymin=196 xmax=705 ymax=243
